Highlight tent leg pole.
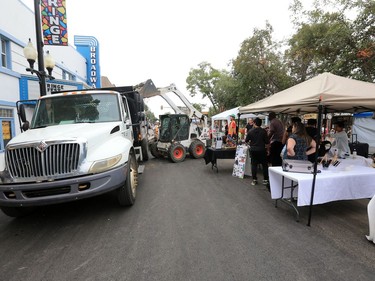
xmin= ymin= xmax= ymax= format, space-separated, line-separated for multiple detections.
xmin=307 ymin=104 xmax=323 ymax=226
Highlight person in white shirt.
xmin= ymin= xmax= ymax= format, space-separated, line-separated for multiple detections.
xmin=331 ymin=121 xmax=350 ymax=156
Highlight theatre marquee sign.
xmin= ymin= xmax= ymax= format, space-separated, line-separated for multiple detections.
xmin=74 ymin=35 xmax=101 ymax=88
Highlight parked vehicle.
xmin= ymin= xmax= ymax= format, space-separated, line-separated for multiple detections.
xmin=0 ymin=87 xmax=147 ymax=217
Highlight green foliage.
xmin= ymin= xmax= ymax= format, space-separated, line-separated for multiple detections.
xmin=191 ymin=103 xmax=203 ymax=113
xmin=186 ymin=62 xmax=221 ymax=111
xmin=287 ymin=0 xmax=375 ymax=81
xmin=144 ymin=103 xmax=157 ymax=123
xmin=232 ymin=23 xmax=293 ymax=104
xmin=185 ymin=0 xmax=375 ymax=114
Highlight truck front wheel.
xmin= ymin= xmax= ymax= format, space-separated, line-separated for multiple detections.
xmin=117 ymin=152 xmax=138 ymax=206
xmin=0 ymin=206 xmax=35 ymax=218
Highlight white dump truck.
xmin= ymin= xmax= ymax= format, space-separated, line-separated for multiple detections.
xmin=0 ymin=86 xmax=147 ymax=217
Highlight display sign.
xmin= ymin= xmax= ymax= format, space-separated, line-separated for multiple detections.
xmin=232 ymin=145 xmax=252 ymax=178
xmin=74 ymin=35 xmax=101 ymax=88
xmin=41 ymin=0 xmax=68 ymax=45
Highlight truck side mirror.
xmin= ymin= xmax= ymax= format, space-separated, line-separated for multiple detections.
xmin=125 ymin=119 xmax=132 ymax=129
xmin=18 ymin=103 xmax=27 ymax=123
xmin=22 ymin=121 xmax=30 ymax=131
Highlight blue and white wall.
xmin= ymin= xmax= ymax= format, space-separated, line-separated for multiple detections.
xmin=0 ymin=0 xmax=101 ymax=150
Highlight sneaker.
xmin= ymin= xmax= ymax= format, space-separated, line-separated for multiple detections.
xmin=251 ymin=179 xmax=258 ymax=186
xmin=263 ymin=180 xmax=269 ymax=185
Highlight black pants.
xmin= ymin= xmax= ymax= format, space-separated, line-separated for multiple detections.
xmin=270 ymin=141 xmax=283 ymax=166
xmin=250 ymin=150 xmax=269 ymax=181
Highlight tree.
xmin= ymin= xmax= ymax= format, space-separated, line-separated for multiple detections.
xmin=350 ymin=0 xmax=375 ymax=81
xmin=232 ymin=23 xmax=293 ymax=105
xmin=144 ymin=103 xmax=157 ymax=123
xmin=191 ymin=103 xmax=203 ymax=113
xmin=186 ymin=62 xmax=221 ymax=111
xmin=287 ymin=0 xmax=375 ymax=82
xmin=212 ymin=70 xmax=240 ymax=112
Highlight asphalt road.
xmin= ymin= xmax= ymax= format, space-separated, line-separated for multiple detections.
xmin=0 ymin=156 xmax=374 ymax=281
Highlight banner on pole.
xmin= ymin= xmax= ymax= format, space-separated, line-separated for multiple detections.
xmin=41 ymin=0 xmax=68 ymax=45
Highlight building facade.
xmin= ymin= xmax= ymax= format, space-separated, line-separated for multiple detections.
xmin=0 ymin=0 xmax=101 ymax=151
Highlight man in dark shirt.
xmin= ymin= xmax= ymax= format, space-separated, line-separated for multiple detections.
xmin=245 ymin=118 xmax=270 ymax=188
xmin=305 ymin=119 xmax=318 ymax=162
xmin=305 ymin=119 xmax=318 ymax=139
xmin=268 ymin=111 xmax=284 ymax=166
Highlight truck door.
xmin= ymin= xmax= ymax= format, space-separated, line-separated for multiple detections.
xmin=121 ymin=97 xmax=133 ymax=141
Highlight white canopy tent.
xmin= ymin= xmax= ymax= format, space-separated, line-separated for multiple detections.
xmin=211 ymin=107 xmax=240 ymax=121
xmin=212 ymin=107 xmax=265 ymax=121
xmin=239 ymin=72 xmax=375 ymax=115
xmin=238 ymin=72 xmax=375 ymax=226
xmin=211 ymin=107 xmax=266 ymax=132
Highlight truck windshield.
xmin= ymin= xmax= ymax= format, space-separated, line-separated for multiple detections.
xmin=31 ymin=93 xmax=121 ymax=128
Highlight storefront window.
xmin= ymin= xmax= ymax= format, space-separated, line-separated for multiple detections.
xmin=1 ymin=37 xmax=8 ymax=68
xmin=0 ymin=108 xmax=14 ymax=150
xmin=2 ymin=120 xmax=11 ymax=148
xmin=0 ymin=108 xmax=13 ymax=118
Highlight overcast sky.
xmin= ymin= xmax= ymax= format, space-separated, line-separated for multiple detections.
xmin=21 ymin=0 xmax=308 ymax=116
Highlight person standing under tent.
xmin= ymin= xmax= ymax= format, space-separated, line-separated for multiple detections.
xmin=245 ymin=118 xmax=254 ymax=135
xmin=245 ymin=118 xmax=270 ymax=188
xmin=305 ymin=119 xmax=318 ymax=162
xmin=268 ymin=111 xmax=284 ymax=166
xmin=227 ymin=114 xmax=237 ymax=140
xmin=330 ymin=121 xmax=350 ymax=157
xmin=283 ymin=122 xmax=316 ymax=161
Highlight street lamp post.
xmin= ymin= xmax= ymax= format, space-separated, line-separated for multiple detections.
xmin=23 ymin=0 xmax=55 ymax=96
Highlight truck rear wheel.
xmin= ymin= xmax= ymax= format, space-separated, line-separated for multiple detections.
xmin=116 ymin=152 xmax=138 ymax=206
xmin=141 ymin=138 xmax=149 ymax=161
xmin=150 ymin=142 xmax=162 ymax=158
xmin=189 ymin=140 xmax=206 ymax=159
xmin=169 ymin=143 xmax=186 ymax=163
xmin=0 ymin=206 xmax=34 ymax=218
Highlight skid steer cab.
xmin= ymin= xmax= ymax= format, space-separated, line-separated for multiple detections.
xmin=150 ymin=114 xmax=208 ymax=163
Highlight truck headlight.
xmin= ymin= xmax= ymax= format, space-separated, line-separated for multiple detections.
xmin=89 ymin=154 xmax=122 ymax=174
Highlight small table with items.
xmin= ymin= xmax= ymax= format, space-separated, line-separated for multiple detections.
xmin=269 ymin=155 xmax=375 ymax=221
xmin=203 ymin=147 xmax=237 ymax=172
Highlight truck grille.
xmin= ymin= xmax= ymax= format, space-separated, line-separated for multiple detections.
xmin=6 ymin=143 xmax=80 ymax=179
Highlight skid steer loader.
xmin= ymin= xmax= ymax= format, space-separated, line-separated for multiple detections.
xmin=139 ymin=80 xmax=210 ymax=163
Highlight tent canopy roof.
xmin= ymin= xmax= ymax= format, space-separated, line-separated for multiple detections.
xmin=212 ymin=107 xmax=263 ymax=121
xmin=239 ymin=73 xmax=375 ymax=115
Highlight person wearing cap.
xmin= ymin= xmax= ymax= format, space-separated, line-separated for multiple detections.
xmin=268 ymin=111 xmax=284 ymax=166
xmin=227 ymin=114 xmax=237 ymax=140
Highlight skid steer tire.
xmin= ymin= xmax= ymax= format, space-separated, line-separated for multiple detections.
xmin=189 ymin=140 xmax=206 ymax=159
xmin=150 ymin=142 xmax=162 ymax=158
xmin=116 ymin=152 xmax=138 ymax=206
xmin=141 ymin=138 xmax=149 ymax=161
xmin=169 ymin=143 xmax=186 ymax=163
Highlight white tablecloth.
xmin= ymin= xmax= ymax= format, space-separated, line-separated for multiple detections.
xmin=269 ymin=156 xmax=375 ymax=206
